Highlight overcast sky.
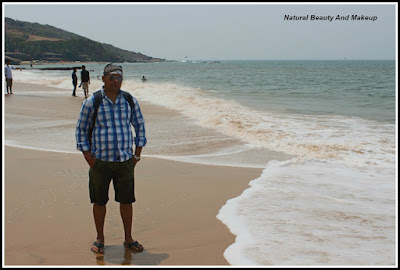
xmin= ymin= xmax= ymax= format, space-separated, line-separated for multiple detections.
xmin=3 ymin=3 xmax=397 ymax=61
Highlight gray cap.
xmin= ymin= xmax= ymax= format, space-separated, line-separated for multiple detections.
xmin=103 ymin=63 xmax=123 ymax=76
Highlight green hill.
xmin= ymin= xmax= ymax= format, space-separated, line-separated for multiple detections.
xmin=5 ymin=17 xmax=165 ymax=64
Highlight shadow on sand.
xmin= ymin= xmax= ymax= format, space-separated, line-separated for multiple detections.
xmin=94 ymin=245 xmax=169 ymax=266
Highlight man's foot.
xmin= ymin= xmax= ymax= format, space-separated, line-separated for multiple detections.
xmin=124 ymin=241 xmax=144 ymax=252
xmin=91 ymin=241 xmax=105 ymax=254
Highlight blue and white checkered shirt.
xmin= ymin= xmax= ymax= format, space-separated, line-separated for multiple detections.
xmin=76 ymin=89 xmax=147 ymax=162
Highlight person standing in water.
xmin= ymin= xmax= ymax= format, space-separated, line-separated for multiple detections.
xmin=80 ymin=65 xmax=91 ymax=98
xmin=72 ymin=68 xmax=78 ymax=97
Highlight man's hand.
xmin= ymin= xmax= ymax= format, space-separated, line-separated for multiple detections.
xmin=133 ymin=159 xmax=139 ymax=167
xmin=83 ymin=151 xmax=96 ymax=168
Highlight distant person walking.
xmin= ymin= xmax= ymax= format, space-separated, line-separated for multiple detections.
xmin=72 ymin=68 xmax=78 ymax=97
xmin=81 ymin=65 xmax=90 ymax=98
xmin=5 ymin=60 xmax=15 ymax=94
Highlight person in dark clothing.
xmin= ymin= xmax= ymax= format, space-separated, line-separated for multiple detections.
xmin=81 ymin=65 xmax=91 ymax=98
xmin=72 ymin=68 xmax=78 ymax=97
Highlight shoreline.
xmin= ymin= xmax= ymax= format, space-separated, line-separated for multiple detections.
xmin=4 ymin=82 xmax=263 ymax=266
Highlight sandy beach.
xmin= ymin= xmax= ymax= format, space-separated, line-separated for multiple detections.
xmin=4 ymin=82 xmax=262 ymax=266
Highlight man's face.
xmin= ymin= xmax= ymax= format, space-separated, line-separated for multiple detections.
xmin=102 ymin=73 xmax=123 ymax=91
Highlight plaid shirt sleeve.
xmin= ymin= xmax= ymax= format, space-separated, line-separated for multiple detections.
xmin=131 ymin=97 xmax=147 ymax=147
xmin=75 ymin=97 xmax=94 ymax=152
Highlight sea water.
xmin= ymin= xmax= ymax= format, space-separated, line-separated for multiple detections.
xmin=5 ymin=60 xmax=397 ymax=265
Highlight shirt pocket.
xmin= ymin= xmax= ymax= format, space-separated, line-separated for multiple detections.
xmin=119 ymin=104 xmax=132 ymax=125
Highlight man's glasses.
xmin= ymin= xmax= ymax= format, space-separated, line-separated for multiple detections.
xmin=108 ymin=75 xmax=123 ymax=82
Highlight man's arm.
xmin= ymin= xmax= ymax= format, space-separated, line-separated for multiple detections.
xmin=131 ymin=98 xmax=147 ymax=148
xmin=133 ymin=146 xmax=143 ymax=165
xmin=130 ymin=97 xmax=146 ymax=164
xmin=76 ymin=98 xmax=95 ymax=166
xmin=135 ymin=146 xmax=142 ymax=157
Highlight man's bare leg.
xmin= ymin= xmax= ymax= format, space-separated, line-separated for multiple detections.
xmin=92 ymin=203 xmax=106 ymax=253
xmin=120 ymin=203 xmax=143 ymax=252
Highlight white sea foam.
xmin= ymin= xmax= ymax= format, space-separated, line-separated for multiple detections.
xmin=217 ymin=158 xmax=396 ymax=265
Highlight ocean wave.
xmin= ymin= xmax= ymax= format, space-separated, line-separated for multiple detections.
xmin=14 ymin=70 xmax=396 ymax=169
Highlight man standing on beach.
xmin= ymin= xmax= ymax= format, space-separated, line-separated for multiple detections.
xmin=80 ymin=65 xmax=90 ymax=98
xmin=76 ymin=63 xmax=147 ymax=254
xmin=5 ymin=60 xmax=14 ymax=94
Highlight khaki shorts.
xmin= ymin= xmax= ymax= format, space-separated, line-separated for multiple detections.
xmin=89 ymin=158 xmax=136 ymax=205
xmin=82 ymin=82 xmax=89 ymax=91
